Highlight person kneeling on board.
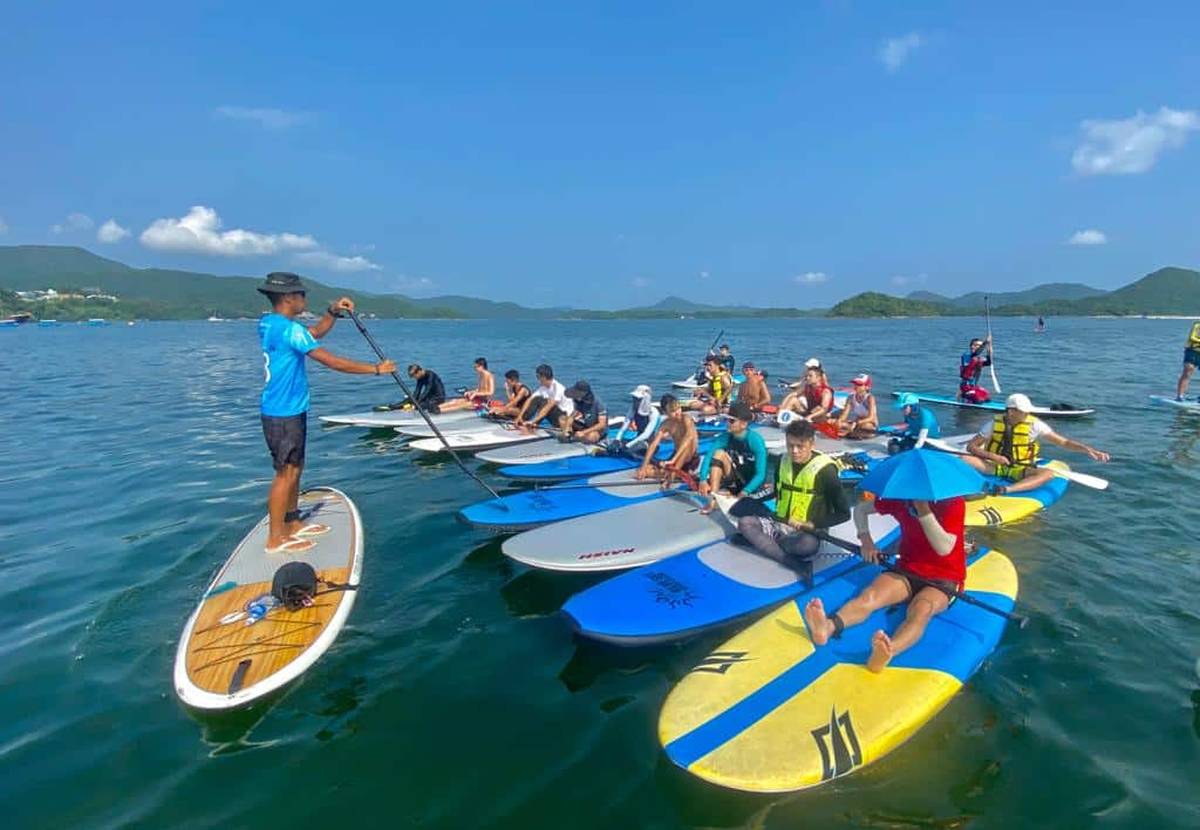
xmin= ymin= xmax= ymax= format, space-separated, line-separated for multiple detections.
xmin=686 ymin=355 xmax=734 ymax=415
xmin=494 ymin=369 xmax=532 ymax=420
xmin=961 ymin=393 xmax=1109 ymax=495
xmin=696 ymin=401 xmax=769 ymax=514
xmin=836 ymin=374 xmax=878 ymax=438
xmin=256 ymin=272 xmax=394 ymax=553
xmin=561 ymin=380 xmax=609 ymax=444
xmin=635 ymin=393 xmax=700 ymax=484
xmin=737 ymin=361 xmax=773 ymax=415
xmin=780 ymin=359 xmax=835 ymax=423
xmin=516 ymin=363 xmax=573 ymax=429
xmin=735 ymin=420 xmax=850 ymax=582
xmin=958 ymin=335 xmax=993 ymax=404
xmin=805 ymin=490 xmax=967 ymax=673
xmin=890 ymin=392 xmax=940 ymax=453
xmin=438 ymin=357 xmax=495 ymax=412
xmin=610 ymin=384 xmax=662 ymax=455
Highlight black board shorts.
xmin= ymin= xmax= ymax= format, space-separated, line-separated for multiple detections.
xmin=262 ymin=413 xmax=307 ymax=470
xmin=1185 ymin=347 xmax=1200 ymax=369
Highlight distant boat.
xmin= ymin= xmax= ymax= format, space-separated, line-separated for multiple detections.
xmin=1 ymin=312 xmax=33 ymax=326
xmin=37 ymin=319 xmax=60 ymax=328
xmin=87 ymin=318 xmax=110 ymax=327
xmin=207 ymin=312 xmax=226 ymax=322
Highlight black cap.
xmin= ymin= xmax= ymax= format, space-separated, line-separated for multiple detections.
xmin=728 ymin=401 xmax=754 ymax=422
xmin=564 ymin=380 xmax=592 ymax=399
xmin=256 ymin=271 xmax=308 ymax=296
xmin=741 ymin=361 xmax=756 ymax=370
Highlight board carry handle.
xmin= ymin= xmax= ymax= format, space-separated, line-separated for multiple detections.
xmin=811 ymin=530 xmax=1029 ymax=629
xmin=347 ymin=310 xmax=507 ymax=507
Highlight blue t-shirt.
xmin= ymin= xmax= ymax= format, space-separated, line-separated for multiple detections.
xmin=904 ymin=405 xmax=941 ymax=439
xmin=259 ymin=313 xmax=319 ymax=417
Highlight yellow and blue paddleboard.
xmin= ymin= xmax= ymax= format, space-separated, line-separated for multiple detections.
xmin=659 ymin=547 xmax=1018 ymax=793
xmin=965 ymin=459 xmax=1069 ymax=527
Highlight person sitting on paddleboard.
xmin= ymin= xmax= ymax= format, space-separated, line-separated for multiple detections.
xmin=961 ymin=393 xmax=1109 ymax=495
xmin=836 ymin=374 xmax=878 ymax=438
xmin=438 ymin=357 xmax=495 ymax=412
xmin=516 ymin=363 xmax=573 ymax=429
xmin=718 ymin=343 xmax=736 ymax=374
xmin=384 ymin=364 xmax=446 ymax=413
xmin=635 ymin=393 xmax=700 ymax=484
xmin=780 ymin=359 xmax=835 ymax=423
xmin=737 ymin=361 xmax=773 ymax=414
xmin=610 ymin=384 xmax=662 ymax=454
xmin=687 ymin=355 xmax=734 ymax=415
xmin=561 ymin=380 xmax=608 ymax=444
xmin=696 ymin=401 xmax=768 ymax=514
xmin=958 ymin=335 xmax=993 ymax=403
xmin=494 ymin=369 xmax=532 ymax=420
xmin=255 ymin=272 xmax=394 ymax=553
xmin=735 ymin=420 xmax=850 ymax=582
xmin=890 ymin=392 xmax=940 ymax=453
xmin=805 ymin=489 xmax=968 ymax=673
xmin=1175 ymin=321 xmax=1200 ymax=401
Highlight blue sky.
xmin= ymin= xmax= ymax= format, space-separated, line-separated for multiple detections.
xmin=1 ymin=1 xmax=1197 ymax=308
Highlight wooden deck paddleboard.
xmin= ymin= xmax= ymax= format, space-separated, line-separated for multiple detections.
xmin=173 ymin=487 xmax=363 ymax=711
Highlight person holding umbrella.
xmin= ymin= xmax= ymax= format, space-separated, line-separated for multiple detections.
xmin=804 ymin=449 xmax=984 ymax=673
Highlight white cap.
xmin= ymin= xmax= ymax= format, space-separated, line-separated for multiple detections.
xmin=629 ymin=384 xmax=652 ymax=399
xmin=804 ymin=357 xmax=822 ymax=369
xmin=1005 ymin=393 xmax=1034 ymax=413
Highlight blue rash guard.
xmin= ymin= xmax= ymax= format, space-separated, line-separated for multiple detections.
xmin=699 ymin=427 xmax=768 ymax=493
xmin=904 ymin=404 xmax=941 ymax=439
xmin=259 ymin=312 xmax=319 ymax=417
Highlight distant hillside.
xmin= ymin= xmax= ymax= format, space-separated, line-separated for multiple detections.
xmin=827 ymin=292 xmax=949 ymax=318
xmin=907 ymin=282 xmax=1105 ymax=310
xmin=1072 ymin=267 xmax=1200 ymax=315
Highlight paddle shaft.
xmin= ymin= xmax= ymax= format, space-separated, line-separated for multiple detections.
xmin=812 ymin=531 xmax=1029 ymax=629
xmin=922 ymin=437 xmax=1108 ymax=490
xmin=347 ymin=311 xmax=506 ymax=505
xmin=984 ymin=296 xmax=1002 ymax=393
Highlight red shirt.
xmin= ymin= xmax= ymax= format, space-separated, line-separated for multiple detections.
xmin=803 ymin=382 xmax=832 ymax=411
xmin=873 ymin=497 xmax=966 ymax=586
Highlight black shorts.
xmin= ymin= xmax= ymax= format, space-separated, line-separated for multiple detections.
xmin=262 ymin=413 xmax=307 ymax=471
xmin=1185 ymin=347 xmax=1200 ymax=369
xmin=892 ymin=566 xmax=959 ymax=604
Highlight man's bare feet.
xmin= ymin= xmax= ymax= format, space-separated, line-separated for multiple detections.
xmin=805 ymin=598 xmax=835 ymax=646
xmin=867 ymin=629 xmax=894 ymax=673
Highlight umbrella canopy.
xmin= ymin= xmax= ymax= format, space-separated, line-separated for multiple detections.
xmin=857 ymin=447 xmax=985 ymax=501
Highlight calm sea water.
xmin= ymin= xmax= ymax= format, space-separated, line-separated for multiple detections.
xmin=1 ymin=316 xmax=1197 ymax=829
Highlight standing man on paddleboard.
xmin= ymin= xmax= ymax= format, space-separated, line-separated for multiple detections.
xmin=256 ymin=272 xmax=394 ymax=553
xmin=961 ymin=393 xmax=1109 ymax=495
xmin=958 ymin=335 xmax=993 ymax=403
xmin=1176 ymin=321 xmax=1200 ymax=401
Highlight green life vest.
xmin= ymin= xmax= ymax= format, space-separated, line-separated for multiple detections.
xmin=774 ymin=451 xmax=836 ymax=523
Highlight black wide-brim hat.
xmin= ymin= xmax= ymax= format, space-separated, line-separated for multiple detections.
xmin=256 ymin=271 xmax=308 ymax=296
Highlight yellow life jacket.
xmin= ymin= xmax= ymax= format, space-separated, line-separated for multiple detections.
xmin=1187 ymin=321 xmax=1200 ymax=349
xmin=774 ymin=451 xmax=837 ymax=523
xmin=708 ymin=372 xmax=731 ymax=403
xmin=986 ymin=414 xmax=1040 ymax=467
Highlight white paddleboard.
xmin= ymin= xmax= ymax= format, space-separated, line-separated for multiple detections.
xmin=319 ymin=409 xmax=480 ymax=428
xmin=476 ymin=438 xmax=599 ymax=465
xmin=407 ymin=426 xmax=553 ymax=454
xmin=173 ymin=487 xmax=363 ymax=711
xmin=1149 ymin=395 xmax=1200 ymax=412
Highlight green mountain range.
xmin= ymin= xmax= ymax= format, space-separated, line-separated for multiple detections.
xmin=0 ymin=245 xmax=1196 ymax=320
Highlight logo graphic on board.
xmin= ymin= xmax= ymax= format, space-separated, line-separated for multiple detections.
xmin=811 ymin=707 xmax=863 ymax=781
xmin=645 ymin=571 xmax=698 ymax=609
xmin=689 ymin=651 xmax=753 ymax=675
xmin=976 ymin=506 xmax=1003 ymax=526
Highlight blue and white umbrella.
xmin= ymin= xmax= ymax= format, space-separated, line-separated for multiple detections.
xmin=857 ymin=447 xmax=985 ymax=501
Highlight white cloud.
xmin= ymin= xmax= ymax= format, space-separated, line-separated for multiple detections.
xmin=878 ymin=32 xmax=923 ymax=73
xmin=1067 ymin=228 xmax=1107 ymax=246
xmin=0 ymin=216 xmax=7 ymax=235
xmin=215 ymin=105 xmax=310 ymax=129
xmin=97 ymin=219 xmax=130 ymax=244
xmin=1071 ymin=107 xmax=1200 ymax=176
xmin=793 ymin=271 xmax=829 ymax=285
xmin=631 ymin=276 xmax=651 ymax=288
xmin=140 ymin=206 xmax=317 ymax=256
xmin=293 ymin=250 xmax=381 ymax=272
xmin=890 ymin=273 xmax=929 ymax=287
xmin=699 ymin=270 xmax=710 ymax=280
xmin=51 ymin=212 xmax=94 ymax=234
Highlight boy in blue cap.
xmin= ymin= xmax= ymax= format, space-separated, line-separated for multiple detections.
xmin=890 ymin=393 xmax=940 ymax=454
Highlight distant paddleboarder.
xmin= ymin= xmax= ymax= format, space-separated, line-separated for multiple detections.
xmin=1176 ymin=321 xmax=1200 ymax=401
xmin=256 ymin=272 xmax=394 ymax=553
